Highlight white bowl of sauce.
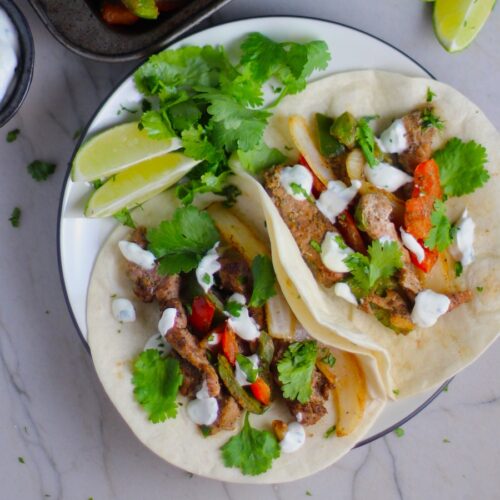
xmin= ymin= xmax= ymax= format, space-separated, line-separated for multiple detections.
xmin=0 ymin=0 xmax=34 ymax=127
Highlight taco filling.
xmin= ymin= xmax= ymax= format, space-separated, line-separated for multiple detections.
xmin=262 ymin=97 xmax=489 ymax=334
xmin=109 ymin=203 xmax=371 ymax=475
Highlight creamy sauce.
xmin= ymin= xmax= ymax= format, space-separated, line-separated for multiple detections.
xmin=316 ymin=180 xmax=361 ymax=222
xmin=400 ymin=227 xmax=425 ymax=263
xmin=450 ymin=209 xmax=475 ymax=267
xmin=196 ymin=242 xmax=221 ymax=293
xmin=111 ymin=298 xmax=136 ymax=323
xmin=320 ymin=232 xmax=353 ymax=273
xmin=143 ymin=334 xmax=171 ymax=355
xmin=411 ymin=289 xmax=450 ymax=328
xmin=225 ymin=293 xmax=260 ymax=341
xmin=158 ymin=308 xmax=177 ymax=335
xmin=0 ymin=9 xmax=19 ymax=105
xmin=295 ymin=412 xmax=303 ymax=423
xmin=187 ymin=383 xmax=219 ymax=426
xmin=280 ymin=422 xmax=306 ymax=453
xmin=207 ymin=332 xmax=221 ymax=346
xmin=118 ymin=241 xmax=156 ymax=270
xmin=377 ymin=119 xmax=408 ymax=154
xmin=334 ymin=282 xmax=358 ymax=305
xmin=364 ymin=162 xmax=413 ymax=192
xmin=234 ymin=354 xmax=259 ymax=386
xmin=280 ymin=165 xmax=313 ymax=201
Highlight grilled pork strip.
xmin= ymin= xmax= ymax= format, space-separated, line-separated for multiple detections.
xmin=263 ymin=165 xmax=345 ymax=288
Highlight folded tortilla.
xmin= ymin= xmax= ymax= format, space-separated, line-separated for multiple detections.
xmin=245 ymin=70 xmax=500 ymax=398
xmin=87 ymin=190 xmax=386 ymax=483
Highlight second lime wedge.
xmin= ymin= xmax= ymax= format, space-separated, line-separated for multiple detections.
xmin=84 ymin=152 xmax=199 ymax=218
xmin=72 ymin=122 xmax=182 ymax=182
xmin=433 ymin=0 xmax=495 ymax=52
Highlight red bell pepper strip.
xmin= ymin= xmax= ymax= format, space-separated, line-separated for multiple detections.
xmin=412 ymin=159 xmax=443 ymax=199
xmin=410 ymin=243 xmax=439 ymax=273
xmin=101 ymin=2 xmax=139 ymax=25
xmin=221 ymin=324 xmax=238 ymax=365
xmin=188 ymin=296 xmax=215 ymax=335
xmin=249 ymin=378 xmax=271 ymax=406
xmin=298 ymin=155 xmax=326 ymax=197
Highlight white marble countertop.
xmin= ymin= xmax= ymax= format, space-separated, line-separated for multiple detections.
xmin=0 ymin=1 xmax=499 ymax=498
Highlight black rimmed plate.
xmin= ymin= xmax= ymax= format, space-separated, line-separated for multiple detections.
xmin=57 ymin=16 xmax=447 ymax=445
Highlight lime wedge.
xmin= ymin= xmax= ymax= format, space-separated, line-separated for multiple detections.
xmin=433 ymin=0 xmax=495 ymax=52
xmin=72 ymin=122 xmax=182 ymax=182
xmin=121 ymin=0 xmax=159 ymax=19
xmin=84 ymin=152 xmax=199 ymax=218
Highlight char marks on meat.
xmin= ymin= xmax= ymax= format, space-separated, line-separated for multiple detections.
xmin=286 ymin=369 xmax=331 ymax=426
xmin=177 ymin=357 xmax=202 ymax=398
xmin=210 ymin=394 xmax=242 ymax=434
xmin=399 ymin=107 xmax=437 ymax=173
xmin=217 ymin=248 xmax=253 ymax=297
xmin=263 ymin=165 xmax=344 ymax=288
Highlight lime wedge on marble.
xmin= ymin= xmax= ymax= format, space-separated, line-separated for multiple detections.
xmin=433 ymin=0 xmax=495 ymax=52
xmin=84 ymin=152 xmax=199 ymax=218
xmin=72 ymin=122 xmax=182 ymax=182
xmin=121 ymin=0 xmax=159 ymax=19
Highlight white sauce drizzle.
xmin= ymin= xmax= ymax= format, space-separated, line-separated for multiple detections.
xmin=400 ymin=227 xmax=425 ymax=263
xmin=334 ymin=282 xmax=358 ymax=305
xmin=364 ymin=162 xmax=413 ymax=192
xmin=280 ymin=165 xmax=314 ymax=201
xmin=0 ymin=9 xmax=19 ymax=105
xmin=196 ymin=242 xmax=221 ymax=293
xmin=449 ymin=209 xmax=475 ymax=267
xmin=316 ymin=180 xmax=362 ymax=222
xmin=280 ymin=422 xmax=306 ymax=453
xmin=143 ymin=334 xmax=171 ymax=355
xmin=158 ymin=308 xmax=177 ymax=335
xmin=111 ymin=298 xmax=136 ymax=323
xmin=225 ymin=293 xmax=260 ymax=341
xmin=234 ymin=354 xmax=259 ymax=386
xmin=118 ymin=241 xmax=156 ymax=270
xmin=320 ymin=232 xmax=353 ymax=273
xmin=377 ymin=119 xmax=408 ymax=154
xmin=411 ymin=289 xmax=450 ymax=328
xmin=187 ymin=379 xmax=218 ymax=426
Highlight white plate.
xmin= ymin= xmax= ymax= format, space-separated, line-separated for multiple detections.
xmin=58 ymin=16 xmax=445 ymax=444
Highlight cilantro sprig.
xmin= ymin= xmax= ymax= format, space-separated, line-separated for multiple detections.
xmin=27 ymin=160 xmax=56 ymax=182
xmin=249 ymin=255 xmax=277 ymax=307
xmin=345 ymin=240 xmax=403 ymax=298
xmin=221 ymin=413 xmax=280 ymax=476
xmin=132 ymin=34 xmax=331 ymax=204
xmin=425 ymin=200 xmax=454 ymax=252
xmin=132 ymin=350 xmax=183 ymax=423
xmin=277 ymin=341 xmax=317 ymax=403
xmin=146 ymin=206 xmax=219 ymax=275
xmin=356 ymin=118 xmax=378 ymax=167
xmin=434 ymin=138 xmax=489 ymax=197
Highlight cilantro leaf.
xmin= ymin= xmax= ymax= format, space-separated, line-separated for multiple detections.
xmin=425 ymin=200 xmax=453 ymax=252
xmin=356 ymin=118 xmax=378 ymax=167
xmin=434 ymin=138 xmax=489 ymax=197
xmin=6 ymin=129 xmax=19 ymax=143
xmin=139 ymin=110 xmax=175 ymax=140
xmin=310 ymin=239 xmax=322 ymax=253
xmin=290 ymin=182 xmax=314 ymax=203
xmin=221 ymin=413 xmax=280 ymax=476
xmin=147 ymin=206 xmax=219 ymax=275
xmin=236 ymin=354 xmax=258 ymax=383
xmin=132 ymin=350 xmax=183 ymax=423
xmin=92 ymin=179 xmax=105 ymax=190
xmin=225 ymin=300 xmax=244 ymax=317
xmin=346 ymin=240 xmax=403 ymax=297
xmin=324 ymin=425 xmax=336 ymax=438
xmin=27 ymin=160 xmax=56 ymax=182
xmin=455 ymin=261 xmax=463 ymax=277
xmin=249 ymin=255 xmax=277 ymax=307
xmin=167 ymin=99 xmax=202 ymax=131
xmin=421 ymin=107 xmax=444 ymax=130
xmin=235 ymin=142 xmax=286 ymax=175
xmin=181 ymin=126 xmax=225 ymax=165
xmin=113 ymin=208 xmax=136 ymax=228
xmin=9 ymin=207 xmax=21 ymax=228
xmin=277 ymin=341 xmax=317 ymax=403
xmin=426 ymin=87 xmax=436 ymax=103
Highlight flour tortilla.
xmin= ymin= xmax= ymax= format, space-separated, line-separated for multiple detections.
xmin=246 ymin=70 xmax=500 ymax=398
xmin=87 ymin=190 xmax=386 ymax=483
